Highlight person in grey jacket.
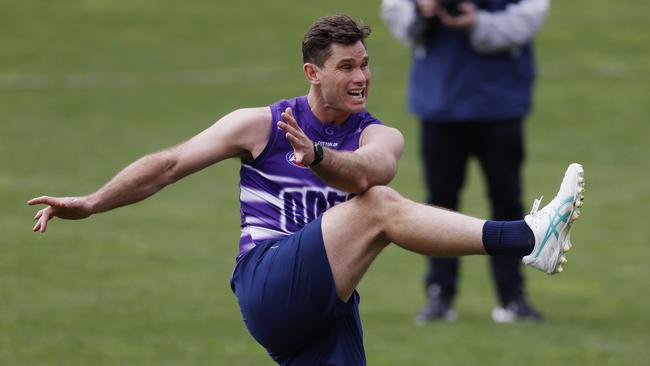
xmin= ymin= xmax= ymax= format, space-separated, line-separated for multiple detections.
xmin=381 ymin=0 xmax=550 ymax=323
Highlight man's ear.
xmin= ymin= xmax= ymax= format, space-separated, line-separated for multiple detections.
xmin=303 ymin=63 xmax=321 ymax=85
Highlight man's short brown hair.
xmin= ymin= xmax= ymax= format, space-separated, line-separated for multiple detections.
xmin=302 ymin=14 xmax=371 ymax=67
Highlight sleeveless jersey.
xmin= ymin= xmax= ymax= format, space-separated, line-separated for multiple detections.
xmin=237 ymin=95 xmax=382 ymax=260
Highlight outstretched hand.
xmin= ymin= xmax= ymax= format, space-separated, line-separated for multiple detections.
xmin=276 ymin=107 xmax=316 ymax=166
xmin=27 ymin=196 xmax=93 ymax=233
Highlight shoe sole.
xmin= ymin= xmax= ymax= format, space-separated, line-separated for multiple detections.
xmin=554 ymin=163 xmax=585 ymax=273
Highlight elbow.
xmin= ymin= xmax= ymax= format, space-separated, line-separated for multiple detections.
xmin=351 ymin=177 xmax=371 ymax=194
xmin=163 ymin=158 xmax=182 ymax=185
xmin=350 ymin=165 xmax=397 ymax=194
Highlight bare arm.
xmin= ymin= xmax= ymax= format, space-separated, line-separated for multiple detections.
xmin=277 ymin=107 xmax=404 ymax=194
xmin=313 ymin=124 xmax=404 ymax=193
xmin=28 ymin=107 xmax=272 ymax=232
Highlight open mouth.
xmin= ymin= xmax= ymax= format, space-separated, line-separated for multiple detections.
xmin=347 ymin=88 xmax=365 ymax=99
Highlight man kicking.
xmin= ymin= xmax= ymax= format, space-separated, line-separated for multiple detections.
xmin=28 ymin=14 xmax=585 ymax=366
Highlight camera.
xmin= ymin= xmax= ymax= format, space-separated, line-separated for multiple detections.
xmin=439 ymin=0 xmax=464 ymax=16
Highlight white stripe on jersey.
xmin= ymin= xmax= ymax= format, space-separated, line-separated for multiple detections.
xmin=240 ymin=186 xmax=283 ymax=208
xmin=244 ymin=216 xmax=268 ymax=225
xmin=242 ymin=164 xmax=304 ymax=184
xmin=243 ymin=225 xmax=289 ymax=240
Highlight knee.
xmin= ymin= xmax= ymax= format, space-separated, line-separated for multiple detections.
xmin=357 ymin=185 xmax=403 ymax=219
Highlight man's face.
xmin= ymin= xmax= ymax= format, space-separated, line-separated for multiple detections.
xmin=316 ymin=41 xmax=371 ymax=115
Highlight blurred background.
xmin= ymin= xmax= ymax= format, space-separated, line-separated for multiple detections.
xmin=1 ymin=1 xmax=649 ymax=365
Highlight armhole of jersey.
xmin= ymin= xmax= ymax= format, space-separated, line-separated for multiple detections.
xmin=248 ymin=105 xmax=280 ymax=166
xmin=357 ymin=115 xmax=384 ymax=149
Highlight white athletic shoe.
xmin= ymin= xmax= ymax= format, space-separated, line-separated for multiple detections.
xmin=523 ymin=163 xmax=585 ymax=274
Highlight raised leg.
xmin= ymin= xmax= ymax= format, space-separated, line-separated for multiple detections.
xmin=321 ymin=186 xmax=486 ymax=301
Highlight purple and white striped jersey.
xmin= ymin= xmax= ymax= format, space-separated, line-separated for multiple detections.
xmin=237 ymin=95 xmax=382 ymax=260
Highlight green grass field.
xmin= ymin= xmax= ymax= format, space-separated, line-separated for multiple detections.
xmin=2 ymin=1 xmax=649 ymax=365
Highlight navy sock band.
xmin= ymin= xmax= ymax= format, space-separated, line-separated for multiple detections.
xmin=482 ymin=220 xmax=535 ymax=257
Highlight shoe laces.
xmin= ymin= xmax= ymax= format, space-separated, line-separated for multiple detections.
xmin=529 ymin=196 xmax=543 ymax=215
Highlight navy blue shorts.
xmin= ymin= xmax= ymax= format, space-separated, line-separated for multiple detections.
xmin=231 ymin=217 xmax=366 ymax=365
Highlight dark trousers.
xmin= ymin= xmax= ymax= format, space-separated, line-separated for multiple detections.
xmin=420 ymin=119 xmax=526 ymax=307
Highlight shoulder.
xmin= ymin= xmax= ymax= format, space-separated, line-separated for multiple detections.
xmin=217 ymin=107 xmax=273 ymax=137
xmin=360 ymin=124 xmax=404 ymax=149
xmin=225 ymin=106 xmax=272 ymax=125
xmin=214 ymin=107 xmax=273 ymax=160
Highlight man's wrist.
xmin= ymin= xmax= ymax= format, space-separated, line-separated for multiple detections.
xmin=309 ymin=142 xmax=324 ymax=167
xmin=84 ymin=194 xmax=100 ymax=215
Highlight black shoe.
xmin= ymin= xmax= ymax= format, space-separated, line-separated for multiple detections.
xmin=491 ymin=298 xmax=543 ymax=323
xmin=415 ymin=285 xmax=457 ymax=325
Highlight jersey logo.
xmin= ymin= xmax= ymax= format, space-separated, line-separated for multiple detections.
xmin=324 ymin=126 xmax=336 ymax=136
xmin=285 ymin=151 xmax=309 ymax=169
